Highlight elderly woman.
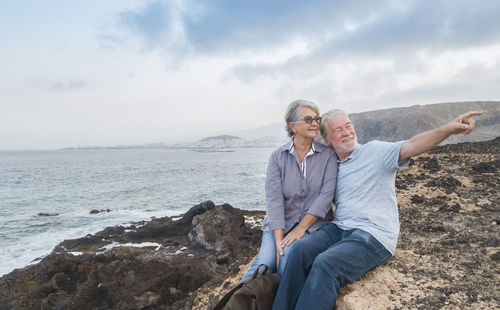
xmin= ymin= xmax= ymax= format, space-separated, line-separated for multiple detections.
xmin=241 ymin=99 xmax=337 ymax=280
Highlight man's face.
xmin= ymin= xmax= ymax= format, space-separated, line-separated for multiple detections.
xmin=325 ymin=114 xmax=357 ymax=154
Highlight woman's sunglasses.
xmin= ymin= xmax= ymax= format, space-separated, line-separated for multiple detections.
xmin=294 ymin=116 xmax=321 ymax=124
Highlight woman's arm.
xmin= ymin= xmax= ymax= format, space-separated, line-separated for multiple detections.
xmin=301 ymin=148 xmax=337 ymax=220
xmin=281 ymin=149 xmax=337 ymax=248
xmin=265 ymin=152 xmax=286 ymax=231
xmin=280 ymin=214 xmax=318 ymax=247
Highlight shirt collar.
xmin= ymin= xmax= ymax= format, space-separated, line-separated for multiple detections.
xmin=336 ymin=143 xmax=361 ymax=163
xmin=284 ymin=139 xmax=324 ymax=154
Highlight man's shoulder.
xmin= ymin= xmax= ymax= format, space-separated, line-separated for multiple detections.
xmin=356 ymin=140 xmax=403 ymax=160
xmin=362 ymin=140 xmax=401 ymax=150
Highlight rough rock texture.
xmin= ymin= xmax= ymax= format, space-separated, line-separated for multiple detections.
xmin=1 ymin=138 xmax=498 ymax=309
xmin=0 ymin=201 xmax=265 ymax=309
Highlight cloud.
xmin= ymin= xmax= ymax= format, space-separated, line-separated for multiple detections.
xmin=113 ymin=1 xmax=500 ymax=57
xmin=31 ymin=77 xmax=87 ymax=92
xmin=104 ymin=0 xmax=500 ymax=113
xmin=114 ymin=0 xmax=191 ymax=54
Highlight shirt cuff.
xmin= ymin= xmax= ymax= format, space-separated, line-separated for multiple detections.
xmin=307 ymin=203 xmax=331 ymax=219
xmin=267 ymin=219 xmax=285 ymax=231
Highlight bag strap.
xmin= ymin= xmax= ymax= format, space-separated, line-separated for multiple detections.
xmin=212 ymin=281 xmax=246 ymax=310
xmin=213 ymin=264 xmax=272 ymax=310
xmin=252 ymin=264 xmax=269 ymax=278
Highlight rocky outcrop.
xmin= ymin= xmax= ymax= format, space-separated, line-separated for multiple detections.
xmin=0 ymin=201 xmax=265 ymax=309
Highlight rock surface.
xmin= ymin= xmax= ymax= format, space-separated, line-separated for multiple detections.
xmin=1 ymin=138 xmax=498 ymax=309
xmin=0 ymin=201 xmax=265 ymax=309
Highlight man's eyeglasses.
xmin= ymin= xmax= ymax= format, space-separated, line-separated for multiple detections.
xmin=294 ymin=116 xmax=321 ymax=124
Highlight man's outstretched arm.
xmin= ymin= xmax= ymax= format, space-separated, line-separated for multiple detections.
xmin=399 ymin=111 xmax=483 ymax=162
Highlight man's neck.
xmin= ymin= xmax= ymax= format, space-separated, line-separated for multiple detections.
xmin=335 ymin=150 xmax=352 ymax=162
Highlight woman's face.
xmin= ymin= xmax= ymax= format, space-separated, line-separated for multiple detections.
xmin=290 ymin=106 xmax=320 ymax=140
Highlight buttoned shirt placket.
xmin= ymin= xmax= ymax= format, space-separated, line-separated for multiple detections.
xmin=289 ymin=143 xmax=316 ymax=221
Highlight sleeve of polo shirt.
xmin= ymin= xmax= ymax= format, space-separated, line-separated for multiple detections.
xmin=265 ymin=151 xmax=286 ymax=231
xmin=306 ymin=148 xmax=337 ymax=218
xmin=381 ymin=141 xmax=409 ymax=170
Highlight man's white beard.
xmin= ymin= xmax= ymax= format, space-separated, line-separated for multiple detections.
xmin=332 ymin=134 xmax=357 ymax=154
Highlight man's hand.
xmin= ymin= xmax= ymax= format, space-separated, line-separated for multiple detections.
xmin=399 ymin=111 xmax=483 ymax=161
xmin=445 ymin=111 xmax=483 ymax=135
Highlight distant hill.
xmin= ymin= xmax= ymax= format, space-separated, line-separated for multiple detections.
xmin=231 ymin=101 xmax=498 ymax=146
xmin=348 ymin=101 xmax=499 ymax=144
xmin=200 ymin=135 xmax=243 ymax=142
xmin=171 ymin=134 xmax=281 ymax=148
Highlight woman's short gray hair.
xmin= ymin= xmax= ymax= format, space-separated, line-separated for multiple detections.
xmin=284 ymin=99 xmax=320 ymax=137
xmin=320 ymin=109 xmax=349 ymax=140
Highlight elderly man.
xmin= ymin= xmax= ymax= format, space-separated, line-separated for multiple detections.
xmin=272 ymin=110 xmax=482 ymax=310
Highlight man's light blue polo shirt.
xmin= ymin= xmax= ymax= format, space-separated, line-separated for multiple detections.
xmin=333 ymin=140 xmax=409 ymax=255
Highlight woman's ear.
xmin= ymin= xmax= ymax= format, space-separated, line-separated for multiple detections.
xmin=288 ymin=122 xmax=296 ymax=134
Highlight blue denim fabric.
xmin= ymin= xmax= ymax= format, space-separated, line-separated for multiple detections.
xmin=272 ymin=223 xmax=391 ymax=310
xmin=241 ymin=231 xmax=297 ymax=280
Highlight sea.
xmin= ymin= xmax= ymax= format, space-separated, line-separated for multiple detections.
xmin=0 ymin=147 xmax=274 ymax=277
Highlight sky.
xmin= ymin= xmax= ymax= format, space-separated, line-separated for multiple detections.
xmin=1 ymin=0 xmax=500 ymax=149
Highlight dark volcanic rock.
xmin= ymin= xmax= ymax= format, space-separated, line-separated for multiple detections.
xmin=423 ymin=156 xmax=440 ymax=172
xmin=393 ymin=137 xmax=499 ymax=309
xmin=89 ymin=209 xmax=111 ymax=214
xmin=0 ymin=201 xmax=264 ymax=310
xmin=38 ymin=212 xmax=59 ymax=217
xmin=472 ymin=161 xmax=497 ymax=173
xmin=188 ymin=203 xmax=245 ymax=258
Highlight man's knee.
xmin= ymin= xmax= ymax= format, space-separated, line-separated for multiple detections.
xmin=310 ymin=251 xmax=336 ymax=272
xmin=287 ymin=237 xmax=311 ymax=257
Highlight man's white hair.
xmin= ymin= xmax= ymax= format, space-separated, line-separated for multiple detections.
xmin=320 ymin=109 xmax=349 ymax=140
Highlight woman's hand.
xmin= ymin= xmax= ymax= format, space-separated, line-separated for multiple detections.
xmin=273 ymin=229 xmax=284 ymax=267
xmin=280 ymin=214 xmax=318 ymax=248
xmin=281 ymin=225 xmax=307 ymax=248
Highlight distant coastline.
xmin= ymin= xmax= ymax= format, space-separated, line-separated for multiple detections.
xmin=60 ymin=101 xmax=499 ymax=151
xmin=61 ymin=135 xmax=287 ymax=150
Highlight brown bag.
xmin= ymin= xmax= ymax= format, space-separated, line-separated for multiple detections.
xmin=213 ymin=264 xmax=280 ymax=310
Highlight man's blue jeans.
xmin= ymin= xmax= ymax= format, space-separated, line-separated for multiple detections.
xmin=241 ymin=231 xmax=296 ymax=280
xmin=272 ymin=223 xmax=392 ymax=310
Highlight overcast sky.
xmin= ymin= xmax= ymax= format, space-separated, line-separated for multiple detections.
xmin=1 ymin=0 xmax=499 ymax=149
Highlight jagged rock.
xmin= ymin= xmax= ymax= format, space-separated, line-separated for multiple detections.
xmin=38 ymin=212 xmax=59 ymax=217
xmin=188 ymin=203 xmax=245 ymax=258
xmin=0 ymin=202 xmax=264 ymax=310
xmin=410 ymin=194 xmax=425 ymax=204
xmin=89 ymin=209 xmax=111 ymax=214
xmin=423 ymin=156 xmax=440 ymax=171
xmin=472 ymin=162 xmax=497 ymax=173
